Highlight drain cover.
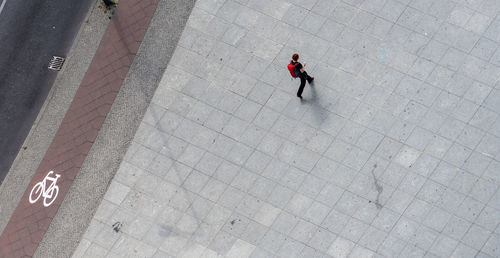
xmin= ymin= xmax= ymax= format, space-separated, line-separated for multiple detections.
xmin=48 ymin=56 xmax=65 ymax=71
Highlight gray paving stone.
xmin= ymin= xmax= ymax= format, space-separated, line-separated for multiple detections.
xmin=430 ymin=234 xmax=460 ymax=257
xmin=463 ymin=224 xmax=492 ymax=250
xmin=249 ymin=247 xmax=272 ymax=258
xmin=422 ymin=206 xmax=452 ymax=232
xmin=121 ymin=190 xmax=164 ymax=219
xmin=371 ymin=207 xmax=401 ymax=233
xmin=375 ymin=136 xmax=403 ymax=161
xmin=400 ymin=244 xmax=426 ymax=258
xmin=191 ymin=222 xmax=220 ymax=246
xmin=208 ymin=230 xmax=236 ymax=255
xmin=439 ymin=48 xmax=467 ymax=71
xmin=258 ymin=229 xmax=286 ymax=254
xmin=222 ymin=213 xmax=251 ymax=238
xmin=320 ymin=209 xmax=348 ymax=234
xmin=316 ymin=183 xmax=344 ymax=206
xmin=113 ymin=235 xmax=157 ymax=257
xmin=340 ymin=217 xmax=370 ymax=242
xmin=278 ymin=236 xmax=306 ymax=257
xmin=482 ymin=233 xmax=500 ymax=257
xmin=449 ymin=170 xmax=477 ymax=195
xmin=236 ymin=195 xmax=264 ymax=218
xmin=122 ymin=216 xmax=155 ymax=240
xmin=240 ymin=220 xmax=268 ymax=245
xmin=93 ymin=201 xmax=118 ymax=225
xmin=247 ymin=176 xmax=274 ymax=200
xmin=453 ymin=99 xmax=479 ymax=123
xmin=83 ymin=243 xmax=107 ymax=258
xmin=353 ymin=201 xmax=380 ymax=224
xmin=290 ymin=219 xmax=316 ymax=243
xmin=103 ymin=181 xmax=131 ymax=206
xmin=74 ymin=0 xmax=500 ymax=256
xmin=477 ymin=64 xmax=500 ymax=86
xmin=452 ymin=243 xmax=479 ymax=258
xmin=327 ymin=236 xmax=355 ymax=258
xmin=477 ymin=134 xmax=500 ymax=160
xmin=419 ymin=39 xmax=449 ymax=63
xmin=377 ymin=234 xmax=406 ymax=257
xmin=303 ymin=201 xmax=331 ymax=225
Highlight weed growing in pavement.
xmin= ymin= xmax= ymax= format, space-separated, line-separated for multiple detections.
xmin=98 ymin=0 xmax=117 ymax=19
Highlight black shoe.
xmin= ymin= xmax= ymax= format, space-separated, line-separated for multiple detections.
xmin=297 ymin=95 xmax=303 ymax=99
xmin=308 ymin=77 xmax=314 ymax=83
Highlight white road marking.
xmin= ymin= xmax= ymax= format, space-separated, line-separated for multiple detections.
xmin=0 ymin=0 xmax=6 ymax=16
xmin=29 ymin=170 xmax=61 ymax=207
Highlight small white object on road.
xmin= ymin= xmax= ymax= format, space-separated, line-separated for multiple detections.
xmin=0 ymin=0 xmax=7 ymax=16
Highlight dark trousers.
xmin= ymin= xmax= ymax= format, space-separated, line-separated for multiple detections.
xmin=297 ymin=71 xmax=313 ymax=97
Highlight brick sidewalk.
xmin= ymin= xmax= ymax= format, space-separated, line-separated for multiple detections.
xmin=0 ymin=0 xmax=159 ymax=257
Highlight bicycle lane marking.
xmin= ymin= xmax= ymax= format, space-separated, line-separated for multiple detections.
xmin=28 ymin=171 xmax=61 ymax=207
xmin=0 ymin=0 xmax=161 ymax=256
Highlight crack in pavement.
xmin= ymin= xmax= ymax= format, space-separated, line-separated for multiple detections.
xmin=370 ymin=163 xmax=383 ymax=209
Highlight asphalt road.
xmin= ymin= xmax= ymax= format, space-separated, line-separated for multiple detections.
xmin=0 ymin=0 xmax=94 ymax=183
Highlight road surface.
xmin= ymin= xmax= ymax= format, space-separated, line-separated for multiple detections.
xmin=0 ymin=0 xmax=94 ymax=183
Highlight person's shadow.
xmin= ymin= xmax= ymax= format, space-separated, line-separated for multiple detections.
xmin=309 ymin=81 xmax=318 ymax=102
xmin=300 ymin=81 xmax=328 ymax=127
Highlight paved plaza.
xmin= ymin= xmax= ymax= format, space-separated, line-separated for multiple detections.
xmin=74 ymin=0 xmax=500 ymax=257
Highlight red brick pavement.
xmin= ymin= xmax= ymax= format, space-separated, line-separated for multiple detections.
xmin=0 ymin=0 xmax=159 ymax=256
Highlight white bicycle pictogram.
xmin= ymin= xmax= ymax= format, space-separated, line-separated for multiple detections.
xmin=29 ymin=171 xmax=61 ymax=207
